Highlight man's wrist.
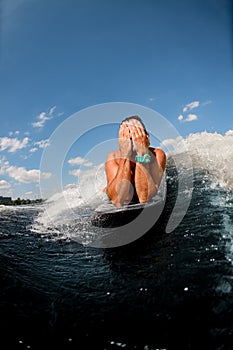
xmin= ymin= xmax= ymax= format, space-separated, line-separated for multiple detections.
xmin=120 ymin=151 xmax=131 ymax=158
xmin=136 ymin=147 xmax=149 ymax=156
xmin=135 ymin=153 xmax=151 ymax=164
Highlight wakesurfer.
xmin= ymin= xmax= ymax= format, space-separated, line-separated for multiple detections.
xmin=105 ymin=116 xmax=166 ymax=207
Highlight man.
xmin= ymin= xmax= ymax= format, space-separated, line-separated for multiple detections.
xmin=105 ymin=116 xmax=166 ymax=207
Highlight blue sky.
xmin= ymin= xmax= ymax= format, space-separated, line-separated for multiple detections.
xmin=0 ymin=0 xmax=232 ymax=199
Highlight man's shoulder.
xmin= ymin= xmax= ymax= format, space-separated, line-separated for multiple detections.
xmin=153 ymin=147 xmax=166 ymax=157
xmin=150 ymin=147 xmax=166 ymax=170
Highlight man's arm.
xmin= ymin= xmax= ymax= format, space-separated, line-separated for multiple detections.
xmin=105 ymin=152 xmax=132 ymax=207
xmin=105 ymin=124 xmax=133 ymax=207
xmin=130 ymin=122 xmax=166 ymax=203
xmin=135 ymin=158 xmax=157 ymax=203
xmin=135 ymin=148 xmax=166 ymax=203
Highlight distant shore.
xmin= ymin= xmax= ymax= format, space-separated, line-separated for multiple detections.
xmin=0 ymin=198 xmax=44 ymax=206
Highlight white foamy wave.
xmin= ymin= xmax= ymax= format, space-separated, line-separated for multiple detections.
xmin=40 ymin=164 xmax=107 ymax=220
xmin=167 ymin=131 xmax=233 ymax=190
xmin=32 ymin=166 xmax=108 ymax=242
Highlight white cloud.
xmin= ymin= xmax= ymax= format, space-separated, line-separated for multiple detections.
xmin=183 ymin=101 xmax=200 ymax=113
xmin=25 ymin=191 xmax=33 ymax=196
xmin=6 ymin=165 xmax=51 ymax=183
xmin=0 ymin=136 xmax=29 ymax=153
xmin=68 ymin=156 xmax=93 ymax=167
xmin=178 ymin=114 xmax=198 ymax=123
xmin=225 ymin=130 xmax=233 ymax=136
xmin=32 ymin=112 xmax=50 ymax=128
xmin=48 ymin=106 xmax=56 ymax=116
xmin=0 ymin=157 xmax=7 ymax=174
xmin=160 ymin=136 xmax=183 ymax=148
xmin=29 ymin=139 xmax=50 ymax=153
xmin=0 ymin=157 xmax=9 ymax=168
xmin=9 ymin=130 xmax=19 ymax=136
xmin=185 ymin=114 xmax=198 ymax=122
xmin=69 ymin=169 xmax=81 ymax=177
xmin=35 ymin=139 xmax=50 ymax=148
xmin=202 ymin=100 xmax=212 ymax=106
xmin=83 ymin=162 xmax=93 ymax=167
xmin=0 ymin=179 xmax=11 ymax=189
xmin=160 ymin=136 xmax=190 ymax=154
xmin=32 ymin=106 xmax=56 ymax=129
xmin=68 ymin=156 xmax=86 ymax=165
xmin=0 ymin=157 xmax=51 ymax=184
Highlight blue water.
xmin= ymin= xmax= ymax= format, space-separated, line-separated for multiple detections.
xmin=0 ymin=153 xmax=233 ymax=349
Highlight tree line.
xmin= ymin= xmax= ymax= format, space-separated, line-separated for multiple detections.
xmin=0 ymin=198 xmax=44 ymax=206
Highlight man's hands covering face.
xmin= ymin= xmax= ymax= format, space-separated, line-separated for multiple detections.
xmin=119 ymin=119 xmax=150 ymax=157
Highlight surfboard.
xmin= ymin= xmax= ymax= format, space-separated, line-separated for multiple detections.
xmin=91 ymin=172 xmax=167 ymax=228
xmin=91 ymin=197 xmax=166 ymax=228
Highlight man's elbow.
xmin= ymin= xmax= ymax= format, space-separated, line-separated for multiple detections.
xmin=106 ymin=188 xmax=123 ymax=207
xmin=138 ymin=185 xmax=158 ymax=203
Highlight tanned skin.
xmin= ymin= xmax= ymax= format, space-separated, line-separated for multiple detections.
xmin=105 ymin=117 xmax=166 ymax=207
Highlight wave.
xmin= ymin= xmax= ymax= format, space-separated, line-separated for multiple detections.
xmin=165 ymin=131 xmax=233 ymax=190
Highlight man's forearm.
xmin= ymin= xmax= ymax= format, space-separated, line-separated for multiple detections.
xmin=135 ymin=162 xmax=158 ymax=203
xmin=106 ymin=158 xmax=132 ymax=206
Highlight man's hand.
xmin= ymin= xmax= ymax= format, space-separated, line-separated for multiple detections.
xmin=126 ymin=119 xmax=150 ymax=156
xmin=118 ymin=123 xmax=133 ymax=158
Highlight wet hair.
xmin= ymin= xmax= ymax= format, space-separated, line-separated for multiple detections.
xmin=120 ymin=115 xmax=147 ymax=132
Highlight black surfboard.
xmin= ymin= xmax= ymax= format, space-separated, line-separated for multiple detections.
xmin=91 ymin=196 xmax=166 ymax=228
